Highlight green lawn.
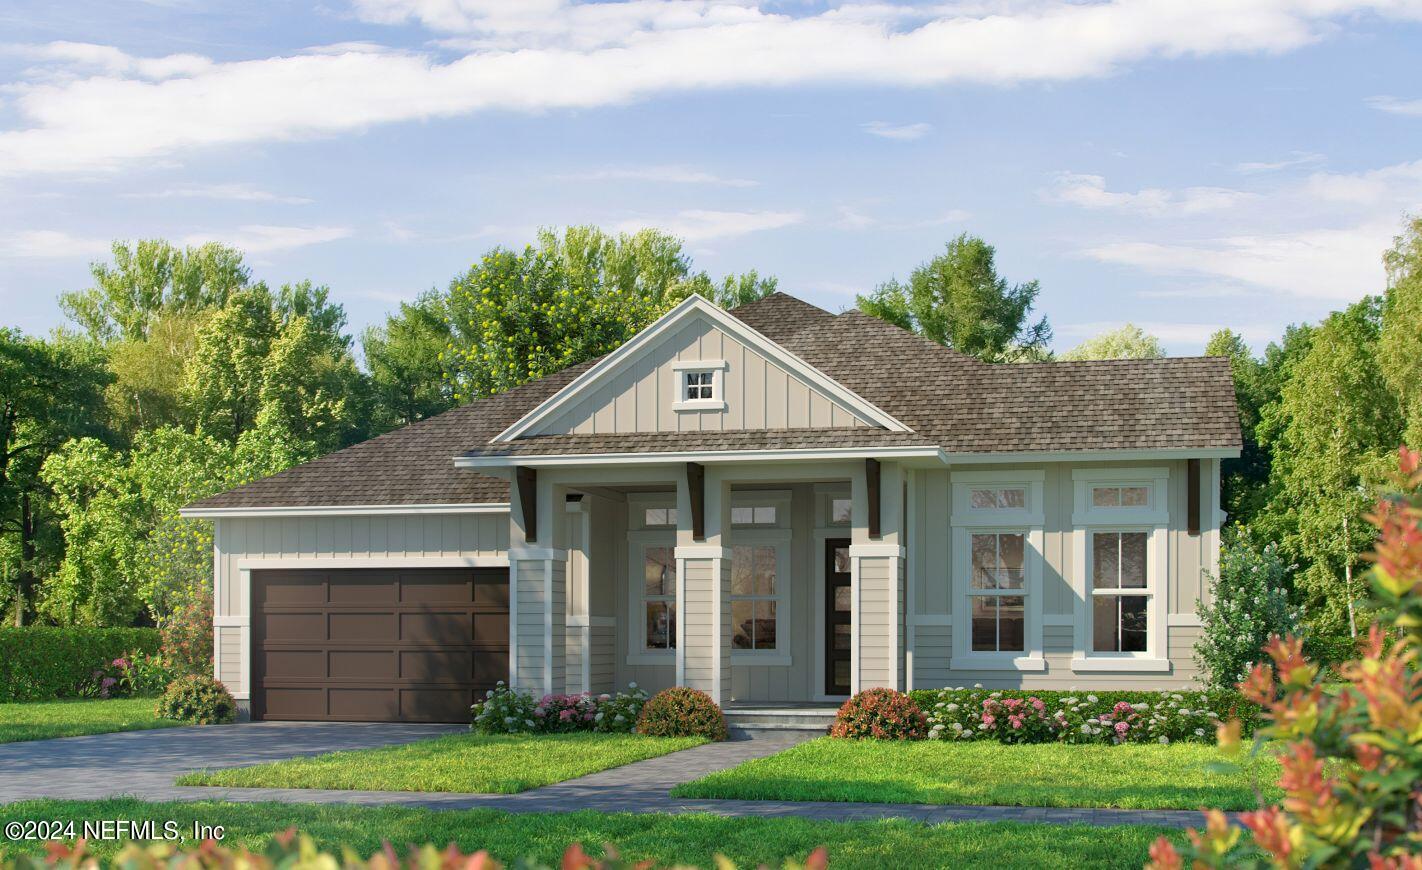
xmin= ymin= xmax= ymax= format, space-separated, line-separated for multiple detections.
xmin=0 ymin=798 xmax=1181 ymax=869
xmin=671 ymin=738 xmax=1280 ymax=811
xmin=0 ymin=698 xmax=181 ymax=744
xmin=178 ymin=732 xmax=706 ymax=794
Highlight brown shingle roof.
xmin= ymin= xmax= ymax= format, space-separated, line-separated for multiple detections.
xmin=188 ymin=292 xmax=1240 ymax=510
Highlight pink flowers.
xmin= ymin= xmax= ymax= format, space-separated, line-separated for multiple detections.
xmin=1115 ymin=721 xmax=1130 ymax=736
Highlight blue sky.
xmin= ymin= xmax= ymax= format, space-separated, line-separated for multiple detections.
xmin=2 ymin=0 xmax=1420 ymax=355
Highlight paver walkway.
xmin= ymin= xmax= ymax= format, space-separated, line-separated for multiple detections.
xmin=0 ymin=723 xmax=1214 ymax=828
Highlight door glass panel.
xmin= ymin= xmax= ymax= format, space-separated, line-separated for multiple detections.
xmin=833 ymin=546 xmax=850 ymax=573
xmin=644 ymin=547 xmax=674 ymax=595
xmin=834 ymin=585 xmax=851 ymax=612
xmin=833 ymin=660 xmax=849 ymax=685
xmin=833 ymin=623 xmax=850 ymax=650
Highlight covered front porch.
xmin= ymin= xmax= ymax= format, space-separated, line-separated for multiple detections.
xmin=475 ymin=456 xmax=917 ymax=706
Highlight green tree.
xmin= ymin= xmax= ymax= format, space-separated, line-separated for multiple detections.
xmin=1204 ymin=328 xmax=1272 ymax=524
xmin=1193 ymin=527 xmax=1298 ymax=690
xmin=857 ymin=234 xmax=1050 ymax=362
xmin=1059 ymin=323 xmax=1165 ymax=361
xmin=363 ymin=291 xmax=456 ymax=429
xmin=0 ymin=330 xmax=109 ymax=624
xmin=700 ymin=269 xmax=779 ymax=310
xmin=60 ymin=240 xmax=250 ymax=343
xmin=1380 ymin=215 xmax=1422 ymax=448
xmin=444 ymin=226 xmax=768 ymax=400
xmin=1256 ymin=298 xmax=1403 ymax=638
xmin=103 ymin=311 xmax=206 ymax=440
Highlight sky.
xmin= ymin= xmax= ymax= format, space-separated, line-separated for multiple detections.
xmin=1 ymin=0 xmax=1420 ymax=356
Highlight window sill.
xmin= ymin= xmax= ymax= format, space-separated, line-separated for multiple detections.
xmin=673 ymin=399 xmax=726 ymax=412
xmin=1070 ymin=656 xmax=1171 ymax=673
xmin=731 ymin=653 xmax=792 ymax=666
xmin=626 ymin=653 xmax=675 ymax=667
xmin=948 ymin=655 xmax=1046 ymax=672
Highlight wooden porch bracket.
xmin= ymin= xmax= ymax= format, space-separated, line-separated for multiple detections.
xmin=1187 ymin=458 xmax=1201 ymax=537
xmin=866 ymin=457 xmax=881 ymax=539
xmin=687 ymin=462 xmax=705 ymax=541
xmin=516 ymin=466 xmax=538 ymax=542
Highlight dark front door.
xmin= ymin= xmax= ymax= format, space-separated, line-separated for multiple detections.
xmin=251 ymin=567 xmax=509 ymax=722
xmin=824 ymin=538 xmax=852 ymax=696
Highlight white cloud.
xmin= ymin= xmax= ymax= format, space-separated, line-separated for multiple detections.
xmin=1046 ymin=172 xmax=1254 ymax=216
xmin=1234 ymin=151 xmax=1324 ymax=173
xmin=0 ymin=229 xmax=110 ymax=259
xmin=5 ymin=1 xmax=1422 ymax=175
xmin=179 ymin=225 xmax=353 ymax=254
xmin=124 ymin=183 xmax=312 ymax=204
xmin=862 ymin=121 xmax=932 ymax=141
xmin=554 ymin=165 xmax=757 ymax=187
xmin=1365 ymin=94 xmax=1422 ymax=116
xmin=1301 ymin=159 xmax=1422 ymax=208
xmin=615 ymin=209 xmax=802 ymax=242
xmin=833 ymin=205 xmax=876 ymax=229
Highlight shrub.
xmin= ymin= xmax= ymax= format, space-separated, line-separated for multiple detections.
xmin=830 ymin=688 xmax=927 ymax=740
xmin=636 ymin=687 xmax=727 ymax=741
xmin=471 ymin=682 xmax=539 ymax=734
xmin=594 ymin=684 xmax=649 ymax=733
xmin=535 ymin=693 xmax=601 ymax=732
xmin=911 ymin=688 xmax=1258 ymax=745
xmin=1194 ymin=528 xmax=1300 ymax=691
xmin=1149 ymin=447 xmax=1422 ymax=869
xmin=125 ymin=650 xmax=178 ymax=696
xmin=0 ymin=627 xmax=160 ymax=702
xmin=154 ymin=674 xmax=236 ymax=724
xmin=159 ymin=593 xmax=213 ymax=678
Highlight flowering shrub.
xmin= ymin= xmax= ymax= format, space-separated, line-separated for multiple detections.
xmin=125 ymin=650 xmax=178 ymax=696
xmin=1194 ymin=528 xmax=1301 ymax=691
xmin=1148 ymin=447 xmax=1422 ymax=869
xmin=636 ymin=687 xmax=727 ymax=741
xmin=159 ymin=594 xmax=212 ymax=678
xmin=535 ymin=693 xmax=601 ymax=732
xmin=154 ymin=675 xmax=236 ymax=724
xmin=471 ymin=682 xmax=539 ymax=734
xmin=830 ymin=688 xmax=927 ymax=740
xmin=593 ymin=684 xmax=649 ymax=733
xmin=911 ymin=688 xmax=1257 ymax=745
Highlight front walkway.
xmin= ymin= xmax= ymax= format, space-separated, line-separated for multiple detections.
xmin=0 ymin=723 xmax=1213 ymax=829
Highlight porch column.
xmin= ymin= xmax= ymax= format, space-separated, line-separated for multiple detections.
xmin=508 ymin=470 xmax=568 ymax=697
xmin=675 ymin=464 xmax=732 ymax=704
xmin=850 ymin=459 xmax=905 ymax=694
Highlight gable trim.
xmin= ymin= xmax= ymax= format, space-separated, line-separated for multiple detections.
xmin=457 ymin=445 xmax=946 ymax=468
xmin=492 ymin=295 xmax=911 ymax=442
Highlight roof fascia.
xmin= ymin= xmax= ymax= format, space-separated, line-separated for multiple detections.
xmin=179 ymin=503 xmax=510 ymax=519
xmin=456 ymin=445 xmax=946 ymax=468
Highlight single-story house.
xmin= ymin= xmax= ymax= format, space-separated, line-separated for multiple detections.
xmin=181 ymin=292 xmax=1241 ymax=722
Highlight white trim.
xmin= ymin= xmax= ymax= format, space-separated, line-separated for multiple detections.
xmin=628 ymin=531 xmax=677 ymax=665
xmin=236 ymin=556 xmax=510 ymax=570
xmin=850 ymin=541 xmax=860 ymax=696
xmin=949 ymin=655 xmax=1047 ymax=672
xmin=905 ymin=469 xmax=917 ymax=692
xmin=213 ymin=615 xmax=250 ymax=627
xmin=493 ymin=295 xmax=911 ymax=440
xmin=237 ymin=568 xmax=251 ymax=702
xmin=543 ymin=559 xmax=554 ymax=694
xmin=1071 ymin=467 xmax=1170 ymax=527
xmin=951 ymin=474 xmax=1046 ymax=529
xmin=670 ymin=359 xmax=729 ymax=372
xmin=724 ymin=528 xmax=793 ymax=663
xmin=944 ymin=448 xmax=1239 ymax=464
xmin=1168 ymin=613 xmax=1203 ymax=627
xmin=949 ymin=469 xmax=1046 ymax=484
xmin=567 ymin=615 xmax=617 ymax=628
xmin=509 ymin=560 xmax=519 ymax=689
xmin=951 ymin=525 xmax=1045 ymax=671
xmin=1070 ymin=656 xmax=1172 ymax=673
xmin=181 ymin=503 xmax=509 ymax=519
xmin=211 ymin=523 xmax=223 ymax=687
xmin=811 ymin=527 xmax=849 ymax=702
xmin=848 ymin=543 xmax=906 ymax=558
xmin=509 ymin=548 xmax=568 ymax=562
xmin=674 ymin=545 xmax=733 ymax=560
xmin=675 ymin=554 xmax=687 ymax=686
xmin=673 ymin=399 xmax=728 ymax=412
xmin=457 ymin=445 xmax=945 ymax=469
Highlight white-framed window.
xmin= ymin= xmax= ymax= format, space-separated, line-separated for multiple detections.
xmin=627 ymin=494 xmax=679 ymax=665
xmin=671 ymin=359 xmax=727 ymax=411
xmin=1070 ymin=467 xmax=1169 ymax=672
xmin=727 ymin=528 xmax=791 ymax=662
xmin=830 ymin=497 xmax=852 ymax=525
xmin=643 ymin=507 xmax=677 ymax=527
xmin=641 ymin=544 xmax=676 ymax=651
xmin=949 ymin=470 xmax=1045 ymax=670
xmin=731 ymin=505 xmax=777 ymax=525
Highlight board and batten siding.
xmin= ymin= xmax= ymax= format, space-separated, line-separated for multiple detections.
xmin=534 ymin=315 xmax=873 ymax=436
xmin=211 ymin=512 xmax=510 ymax=699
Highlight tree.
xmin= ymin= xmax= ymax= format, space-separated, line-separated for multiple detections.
xmin=1205 ymin=328 xmax=1272 ymax=525
xmin=60 ymin=240 xmax=249 ymax=343
xmin=0 ymin=330 xmax=109 ymax=624
xmin=701 ymin=269 xmax=779 ymax=310
xmin=1256 ymin=298 xmax=1404 ymax=639
xmin=1059 ymin=323 xmax=1164 ymax=361
xmin=443 ymin=226 xmax=771 ymax=400
xmin=1380 ymin=215 xmax=1422 ymax=449
xmin=103 ymin=311 xmax=206 ymax=440
xmin=363 ymin=291 xmax=456 ymax=430
xmin=1193 ymin=528 xmax=1298 ymax=690
xmin=857 ymin=234 xmax=1050 ymax=362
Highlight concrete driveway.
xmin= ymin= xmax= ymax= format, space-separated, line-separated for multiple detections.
xmin=0 ymin=721 xmax=463 ymax=804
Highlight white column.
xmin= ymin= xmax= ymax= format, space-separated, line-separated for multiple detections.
xmin=509 ymin=473 xmax=568 ymax=697
xmin=850 ymin=460 xmax=905 ymax=693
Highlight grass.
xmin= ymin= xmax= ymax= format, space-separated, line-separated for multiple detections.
xmin=177 ymin=732 xmax=706 ymax=794
xmin=0 ymin=698 xmax=181 ymax=744
xmin=0 ymin=798 xmax=1181 ymax=869
xmin=671 ymin=738 xmax=1281 ymax=811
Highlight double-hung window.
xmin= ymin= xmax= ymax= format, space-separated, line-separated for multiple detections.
xmin=628 ymin=496 xmax=678 ymax=663
xmin=643 ymin=546 xmax=676 ymax=651
xmin=1070 ymin=468 xmax=1169 ymax=672
xmin=949 ymin=471 xmax=1045 ymax=670
xmin=728 ymin=493 xmax=791 ymax=662
xmin=731 ymin=545 xmax=777 ymax=650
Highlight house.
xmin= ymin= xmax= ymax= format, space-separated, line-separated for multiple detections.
xmin=180 ymin=292 xmax=1241 ymax=722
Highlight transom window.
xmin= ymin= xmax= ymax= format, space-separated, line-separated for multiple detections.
xmin=643 ymin=546 xmax=676 ymax=650
xmin=731 ymin=545 xmax=778 ymax=650
xmin=830 ymin=498 xmax=852 ymax=524
xmin=970 ymin=487 xmax=1027 ymax=510
xmin=1091 ymin=485 xmax=1149 ymax=508
xmin=643 ymin=507 xmax=677 ymax=527
xmin=1091 ymin=531 xmax=1149 ymax=653
xmin=683 ymin=370 xmax=715 ymax=401
xmin=969 ymin=532 xmax=1026 ymax=653
xmin=731 ymin=505 xmax=777 ymax=525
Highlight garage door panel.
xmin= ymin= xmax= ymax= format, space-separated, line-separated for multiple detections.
xmin=253 ymin=568 xmax=508 ymax=723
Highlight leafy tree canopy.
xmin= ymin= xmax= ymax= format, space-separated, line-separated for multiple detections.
xmin=363 ymin=290 xmax=455 ymax=429
xmin=856 ymin=234 xmax=1050 ymax=362
xmin=1380 ymin=214 xmax=1422 ymax=448
xmin=1059 ymin=323 xmax=1165 ymax=361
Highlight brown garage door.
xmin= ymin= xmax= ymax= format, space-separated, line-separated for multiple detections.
xmin=251 ymin=568 xmax=508 ymax=722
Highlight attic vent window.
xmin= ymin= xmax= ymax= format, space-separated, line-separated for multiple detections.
xmin=671 ymin=359 xmax=728 ymax=411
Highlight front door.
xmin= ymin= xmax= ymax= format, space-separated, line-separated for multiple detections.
xmin=824 ymin=538 xmax=852 ymax=696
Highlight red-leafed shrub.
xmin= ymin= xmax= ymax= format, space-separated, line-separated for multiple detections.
xmin=635 ymin=687 xmax=727 ymax=741
xmin=830 ymin=688 xmax=927 ymax=740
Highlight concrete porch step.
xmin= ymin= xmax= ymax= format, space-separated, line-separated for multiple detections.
xmin=723 ymin=706 xmax=838 ymax=735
